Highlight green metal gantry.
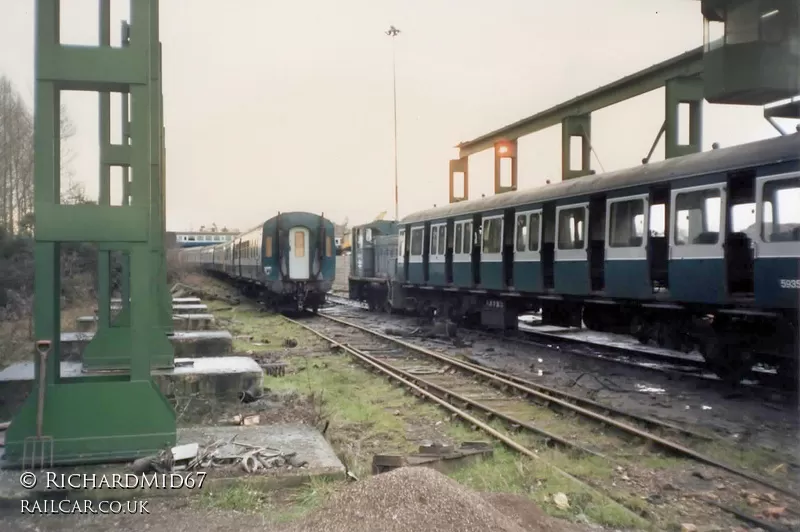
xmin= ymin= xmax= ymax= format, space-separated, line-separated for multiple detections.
xmin=449 ymin=1 xmax=800 ymax=203
xmin=3 ymin=0 xmax=175 ymax=466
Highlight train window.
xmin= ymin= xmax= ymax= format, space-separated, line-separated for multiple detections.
xmin=675 ymin=188 xmax=721 ymax=245
xmin=365 ymin=228 xmax=373 ymax=242
xmin=430 ymin=226 xmax=439 ymax=255
xmin=609 ymin=199 xmax=645 ymax=248
xmin=437 ymin=226 xmax=446 ymax=255
xmin=464 ymin=222 xmax=472 ymax=250
xmin=515 ymin=214 xmax=528 ymax=252
xmin=454 ymin=224 xmax=463 ymax=254
xmin=295 ymin=231 xmax=305 ymax=257
xmin=761 ymin=177 xmax=800 ymax=242
xmin=482 ymin=218 xmax=502 ymax=254
xmin=326 ymin=236 xmax=333 ymax=257
xmin=398 ymin=229 xmax=406 ymax=255
xmin=730 ymin=203 xmax=756 ymax=233
xmin=410 ymin=227 xmax=423 ymax=256
xmin=557 ymin=207 xmax=586 ymax=250
xmin=649 ymin=204 xmax=666 ymax=237
xmin=529 ymin=213 xmax=541 ymax=252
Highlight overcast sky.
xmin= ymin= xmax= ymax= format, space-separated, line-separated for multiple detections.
xmin=0 ymin=0 xmax=793 ymax=231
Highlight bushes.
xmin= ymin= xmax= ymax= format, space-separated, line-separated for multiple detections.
xmin=0 ymin=225 xmax=99 ymax=320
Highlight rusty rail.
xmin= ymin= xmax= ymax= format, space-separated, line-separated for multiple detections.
xmin=316 ymin=312 xmax=800 ymax=501
xmin=283 ymin=315 xmax=648 ymax=526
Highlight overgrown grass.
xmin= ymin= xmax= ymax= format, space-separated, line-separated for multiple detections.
xmin=256 ymin=344 xmax=650 ymax=529
xmin=196 ymin=477 xmax=341 ymax=523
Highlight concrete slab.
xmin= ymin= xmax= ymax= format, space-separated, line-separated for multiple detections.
xmin=173 ymin=313 xmax=215 ymax=331
xmin=518 ymin=323 xmax=705 ymax=363
xmin=0 ymin=356 xmax=263 ymax=419
xmin=110 ymin=297 xmax=202 ymax=305
xmin=107 ymin=303 xmax=208 ymax=313
xmin=59 ymin=330 xmax=232 ymax=360
xmin=76 ymin=314 xmax=215 ymax=332
xmin=0 ymin=424 xmax=345 ymax=500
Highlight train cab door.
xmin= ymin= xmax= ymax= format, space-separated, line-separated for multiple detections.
xmin=288 ymin=227 xmax=311 ymax=280
xmin=428 ymin=222 xmax=447 ymax=286
xmin=604 ymin=194 xmax=651 ymax=299
xmin=512 ymin=209 xmax=543 ymax=293
xmin=554 ymin=202 xmax=590 ymax=295
xmin=452 ymin=219 xmax=472 ymax=287
xmin=479 ymin=213 xmax=504 ymax=291
xmin=754 ymin=171 xmax=800 ymax=309
xmin=396 ymin=227 xmax=407 ymax=282
xmin=668 ymin=183 xmax=727 ymax=304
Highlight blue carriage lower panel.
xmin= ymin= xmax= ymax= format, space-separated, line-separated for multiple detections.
xmin=407 ymin=263 xmax=425 ymax=284
xmin=755 ymin=257 xmax=800 ymax=309
xmin=513 ymin=261 xmax=543 ymax=293
xmin=668 ymin=258 xmax=726 ymax=304
xmin=604 ymin=259 xmax=651 ymax=299
xmin=428 ymin=262 xmax=447 ymax=286
xmin=452 ymin=262 xmax=472 ymax=288
xmin=479 ymin=262 xmax=504 ymax=291
xmin=554 ymin=260 xmax=590 ymax=295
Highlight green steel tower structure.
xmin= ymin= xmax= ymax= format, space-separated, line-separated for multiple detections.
xmin=3 ymin=0 xmax=176 ymax=466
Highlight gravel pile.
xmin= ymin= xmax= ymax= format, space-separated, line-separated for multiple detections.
xmin=281 ymin=466 xmax=529 ymax=532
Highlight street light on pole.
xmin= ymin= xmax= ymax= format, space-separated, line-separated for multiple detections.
xmin=385 ymin=25 xmax=401 ymax=222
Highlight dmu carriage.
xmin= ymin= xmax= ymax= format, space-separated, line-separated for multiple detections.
xmin=180 ymin=212 xmax=336 ymax=312
xmin=349 ymin=133 xmax=800 ymax=383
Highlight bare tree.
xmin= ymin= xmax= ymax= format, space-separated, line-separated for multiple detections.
xmin=0 ymin=75 xmax=77 ymax=234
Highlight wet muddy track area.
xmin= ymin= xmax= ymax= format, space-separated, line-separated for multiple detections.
xmin=313 ymin=304 xmax=800 ymax=530
xmin=322 ymin=304 xmax=799 ymax=458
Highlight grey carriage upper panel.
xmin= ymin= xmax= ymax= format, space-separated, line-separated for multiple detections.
xmin=401 ymin=133 xmax=800 ymax=224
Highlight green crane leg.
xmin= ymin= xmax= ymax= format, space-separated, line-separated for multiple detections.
xmin=3 ymin=0 xmax=175 ymax=466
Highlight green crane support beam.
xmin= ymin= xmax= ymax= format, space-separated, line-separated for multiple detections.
xmin=3 ymin=0 xmax=175 ymax=466
xmin=456 ymin=47 xmax=704 ymax=158
xmin=448 ymin=47 xmax=705 ymax=202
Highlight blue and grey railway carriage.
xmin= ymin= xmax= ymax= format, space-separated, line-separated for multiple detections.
xmin=350 ymin=134 xmax=800 ymax=383
xmin=180 ymin=211 xmax=336 ymax=312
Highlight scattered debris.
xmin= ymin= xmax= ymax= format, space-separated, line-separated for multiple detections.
xmin=238 ymin=384 xmax=263 ymax=404
xmin=185 ymin=436 xmax=306 ymax=473
xmin=131 ymin=446 xmax=174 ymax=474
xmin=262 ymin=362 xmax=286 ymax=377
xmin=552 ymin=492 xmax=570 ymax=510
xmin=680 ymin=524 xmax=698 ymax=532
xmin=232 ymin=414 xmax=261 ymax=426
xmin=372 ymin=441 xmax=493 ymax=474
xmin=282 ymin=337 xmax=298 ymax=348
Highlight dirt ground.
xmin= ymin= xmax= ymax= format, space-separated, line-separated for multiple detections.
xmin=0 ymin=489 xmax=600 ymax=532
xmin=320 ymin=305 xmax=800 ymax=531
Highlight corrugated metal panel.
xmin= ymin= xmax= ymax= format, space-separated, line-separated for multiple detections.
xmin=375 ymin=235 xmax=398 ymax=279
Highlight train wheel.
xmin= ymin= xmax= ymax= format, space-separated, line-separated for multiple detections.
xmin=703 ymin=336 xmax=753 ymax=385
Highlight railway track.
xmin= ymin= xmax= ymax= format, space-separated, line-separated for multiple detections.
xmin=286 ymin=309 xmax=800 ymax=529
xmin=324 ymin=294 xmax=786 ymax=390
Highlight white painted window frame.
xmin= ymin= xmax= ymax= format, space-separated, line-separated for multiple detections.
xmin=514 ymin=209 xmax=542 ymax=263
xmin=605 ymin=193 xmax=649 ymax=262
xmin=670 ymin=183 xmax=726 ymax=261
xmin=555 ymin=202 xmax=589 ymax=262
xmin=481 ymin=214 xmax=504 ymax=264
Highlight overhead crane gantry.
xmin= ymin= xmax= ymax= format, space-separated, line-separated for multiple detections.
xmin=448 ymin=0 xmax=800 ymax=203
